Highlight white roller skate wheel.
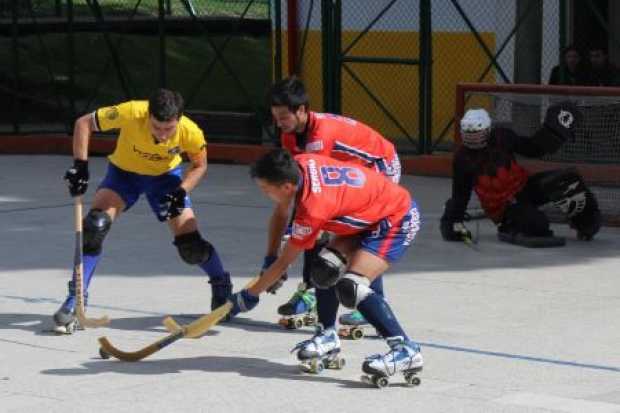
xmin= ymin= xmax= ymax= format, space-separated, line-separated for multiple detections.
xmin=310 ymin=359 xmax=323 ymax=374
xmin=351 ymin=328 xmax=364 ymax=340
xmin=293 ymin=318 xmax=304 ymax=329
xmin=374 ymin=376 xmax=389 ymax=388
xmin=336 ymin=357 xmax=346 ymax=369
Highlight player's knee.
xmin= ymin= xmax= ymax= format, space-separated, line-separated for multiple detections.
xmin=335 ymin=272 xmax=372 ymax=309
xmin=310 ymin=247 xmax=347 ymax=289
xmin=173 ymin=231 xmax=213 ymax=265
xmin=82 ymin=209 xmax=112 ymax=255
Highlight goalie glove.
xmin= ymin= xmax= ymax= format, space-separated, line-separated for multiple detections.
xmin=159 ymin=187 xmax=187 ymax=220
xmin=544 ymin=101 xmax=579 ymax=143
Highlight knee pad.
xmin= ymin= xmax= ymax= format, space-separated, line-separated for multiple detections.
xmin=83 ymin=209 xmax=112 ymax=255
xmin=310 ymin=247 xmax=346 ymax=289
xmin=537 ymin=168 xmax=588 ymax=218
xmin=335 ymin=272 xmax=372 ymax=309
xmin=173 ymin=231 xmax=213 ymax=265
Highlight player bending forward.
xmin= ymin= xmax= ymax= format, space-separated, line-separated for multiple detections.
xmin=228 ymin=149 xmax=423 ymax=385
xmin=266 ymin=76 xmax=401 ymax=331
xmin=441 ymin=104 xmax=601 ymax=248
xmin=54 ymin=89 xmax=233 ymax=333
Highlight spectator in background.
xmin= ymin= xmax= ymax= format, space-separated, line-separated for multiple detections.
xmin=586 ymin=46 xmax=620 ymax=86
xmin=548 ymin=45 xmax=587 ymax=86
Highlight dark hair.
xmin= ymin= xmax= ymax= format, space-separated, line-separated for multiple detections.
xmin=250 ymin=149 xmax=299 ymax=185
xmin=562 ymin=44 xmax=580 ymax=57
xmin=148 ymin=88 xmax=184 ymax=122
xmin=269 ymin=76 xmax=309 ymax=112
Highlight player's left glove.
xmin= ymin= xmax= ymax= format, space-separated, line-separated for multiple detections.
xmin=261 ymin=255 xmax=289 ymax=294
xmin=229 ymin=289 xmax=259 ymax=316
xmin=159 ymin=187 xmax=187 ymax=220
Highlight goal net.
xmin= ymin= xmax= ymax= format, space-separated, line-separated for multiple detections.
xmin=455 ymin=83 xmax=620 ymax=226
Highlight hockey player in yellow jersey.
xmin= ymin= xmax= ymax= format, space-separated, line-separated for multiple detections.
xmin=54 ymin=88 xmax=233 ymax=333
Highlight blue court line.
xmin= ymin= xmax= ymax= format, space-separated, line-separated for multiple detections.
xmin=419 ymin=341 xmax=620 ymax=372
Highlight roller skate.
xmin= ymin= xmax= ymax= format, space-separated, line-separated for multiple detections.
xmin=52 ymin=280 xmax=82 ymax=335
xmin=277 ymin=283 xmax=317 ymax=329
xmin=291 ymin=325 xmax=345 ymax=374
xmin=209 ymin=273 xmax=233 ymax=320
xmin=338 ymin=310 xmax=369 ymax=340
xmin=361 ymin=336 xmax=423 ymax=389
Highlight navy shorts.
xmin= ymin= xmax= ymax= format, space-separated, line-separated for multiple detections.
xmin=98 ymin=163 xmax=192 ymax=222
xmin=360 ymin=201 xmax=421 ymax=263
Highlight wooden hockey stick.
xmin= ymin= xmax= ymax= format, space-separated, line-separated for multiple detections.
xmin=162 ymin=276 xmax=259 ymax=338
xmin=98 ymin=277 xmax=257 ymax=361
xmin=74 ymin=196 xmax=110 ymax=328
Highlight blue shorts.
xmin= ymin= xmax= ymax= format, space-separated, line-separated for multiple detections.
xmin=98 ymin=163 xmax=192 ymax=222
xmin=360 ymin=201 xmax=421 ymax=263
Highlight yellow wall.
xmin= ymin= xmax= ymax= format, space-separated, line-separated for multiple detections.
xmin=276 ymin=30 xmax=496 ymax=145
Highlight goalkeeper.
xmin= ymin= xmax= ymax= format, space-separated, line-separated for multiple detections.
xmin=441 ymin=103 xmax=601 ymax=248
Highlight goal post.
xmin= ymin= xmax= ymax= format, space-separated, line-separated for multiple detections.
xmin=455 ymin=82 xmax=620 ymax=226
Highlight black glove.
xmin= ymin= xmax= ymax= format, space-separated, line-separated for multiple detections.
xmin=159 ymin=187 xmax=187 ymax=220
xmin=544 ymin=101 xmax=580 ymax=143
xmin=64 ymin=159 xmax=89 ymax=197
xmin=440 ymin=218 xmax=472 ymax=242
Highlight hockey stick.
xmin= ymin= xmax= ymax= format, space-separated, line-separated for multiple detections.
xmin=162 ymin=276 xmax=259 ymax=338
xmin=98 ymin=277 xmax=258 ymax=361
xmin=74 ymin=196 xmax=110 ymax=328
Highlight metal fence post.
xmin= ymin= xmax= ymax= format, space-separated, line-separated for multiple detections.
xmin=419 ymin=0 xmax=432 ymax=154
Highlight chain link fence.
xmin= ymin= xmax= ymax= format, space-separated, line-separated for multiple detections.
xmin=0 ymin=0 xmax=271 ymax=141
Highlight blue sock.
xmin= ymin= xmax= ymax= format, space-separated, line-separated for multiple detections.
xmin=81 ymin=253 xmax=102 ymax=291
xmin=199 ymin=247 xmax=229 ymax=281
xmin=369 ymin=276 xmax=384 ymax=298
xmin=315 ymin=286 xmax=339 ymax=329
xmin=357 ymin=292 xmax=409 ymax=340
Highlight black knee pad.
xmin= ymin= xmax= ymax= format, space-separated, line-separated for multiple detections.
xmin=310 ymin=247 xmax=346 ymax=289
xmin=83 ymin=209 xmax=112 ymax=255
xmin=335 ymin=272 xmax=372 ymax=309
xmin=173 ymin=231 xmax=213 ymax=265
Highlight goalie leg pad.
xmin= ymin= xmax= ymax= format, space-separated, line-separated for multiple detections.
xmin=174 ymin=231 xmax=213 ymax=265
xmin=310 ymin=247 xmax=347 ymax=289
xmin=500 ymin=202 xmax=551 ymax=237
xmin=497 ymin=232 xmax=566 ymax=248
xmin=83 ymin=209 xmax=112 ymax=255
xmin=570 ymin=192 xmax=602 ymax=241
xmin=335 ymin=272 xmax=372 ymax=309
xmin=535 ymin=168 xmax=589 ymax=218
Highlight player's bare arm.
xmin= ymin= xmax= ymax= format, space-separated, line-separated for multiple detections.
xmin=249 ymin=240 xmax=302 ymax=296
xmin=180 ymin=148 xmax=207 ymax=192
xmin=266 ymin=199 xmax=291 ymax=256
xmin=72 ymin=112 xmax=97 ymax=160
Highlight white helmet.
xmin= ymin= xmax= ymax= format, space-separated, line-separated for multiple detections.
xmin=460 ymin=108 xmax=492 ymax=149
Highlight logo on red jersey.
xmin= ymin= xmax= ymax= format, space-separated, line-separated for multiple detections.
xmin=292 ymin=222 xmax=312 ymax=239
xmin=305 ymin=140 xmax=324 ymax=152
xmin=308 ymin=159 xmax=322 ymax=193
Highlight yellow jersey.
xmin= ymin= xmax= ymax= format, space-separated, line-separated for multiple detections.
xmin=94 ymin=100 xmax=206 ymax=176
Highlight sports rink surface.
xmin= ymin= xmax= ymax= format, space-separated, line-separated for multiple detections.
xmin=1 ymin=155 xmax=619 ymax=413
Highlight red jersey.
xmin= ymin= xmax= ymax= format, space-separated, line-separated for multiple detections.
xmin=290 ymin=154 xmax=411 ymax=250
xmin=281 ymin=112 xmax=397 ymax=176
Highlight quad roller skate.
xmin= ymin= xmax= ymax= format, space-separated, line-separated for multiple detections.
xmin=338 ymin=310 xmax=370 ymax=340
xmin=277 ymin=283 xmax=317 ymax=329
xmin=52 ymin=280 xmax=82 ymax=334
xmin=361 ymin=336 xmax=423 ymax=389
xmin=291 ymin=326 xmax=345 ymax=374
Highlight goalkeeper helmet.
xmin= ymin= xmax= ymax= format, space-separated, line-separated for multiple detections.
xmin=460 ymin=108 xmax=491 ymax=149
